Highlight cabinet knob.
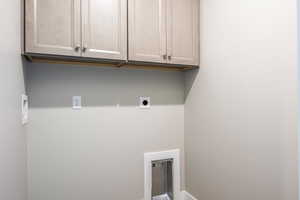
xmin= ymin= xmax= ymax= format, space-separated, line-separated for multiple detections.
xmin=168 ymin=55 xmax=172 ymax=60
xmin=163 ymin=54 xmax=167 ymax=60
xmin=74 ymin=45 xmax=80 ymax=52
xmin=82 ymin=46 xmax=87 ymax=53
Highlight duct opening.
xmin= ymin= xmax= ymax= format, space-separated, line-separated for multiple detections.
xmin=151 ymin=159 xmax=173 ymax=200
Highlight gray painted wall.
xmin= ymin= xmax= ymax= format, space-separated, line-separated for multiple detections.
xmin=184 ymin=0 xmax=299 ymax=199
xmin=0 ymin=0 xmax=27 ymax=200
xmin=25 ymin=64 xmax=185 ymax=200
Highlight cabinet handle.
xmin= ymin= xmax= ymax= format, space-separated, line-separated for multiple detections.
xmin=168 ymin=55 xmax=172 ymax=60
xmin=74 ymin=45 xmax=80 ymax=52
xmin=163 ymin=54 xmax=167 ymax=60
xmin=82 ymin=46 xmax=87 ymax=53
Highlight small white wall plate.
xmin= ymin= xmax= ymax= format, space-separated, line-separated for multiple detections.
xmin=72 ymin=96 xmax=82 ymax=110
xmin=139 ymin=97 xmax=150 ymax=108
xmin=21 ymin=94 xmax=29 ymax=125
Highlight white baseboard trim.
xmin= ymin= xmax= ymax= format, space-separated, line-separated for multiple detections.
xmin=181 ymin=191 xmax=198 ymax=200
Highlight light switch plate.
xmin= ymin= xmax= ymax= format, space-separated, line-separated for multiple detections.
xmin=21 ymin=94 xmax=28 ymax=125
xmin=139 ymin=97 xmax=150 ymax=109
xmin=72 ymin=96 xmax=82 ymax=110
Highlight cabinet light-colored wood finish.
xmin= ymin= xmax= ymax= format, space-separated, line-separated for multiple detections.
xmin=25 ymin=0 xmax=199 ymax=68
xmin=128 ymin=0 xmax=199 ymax=66
xmin=82 ymin=0 xmax=127 ymax=60
xmin=166 ymin=0 xmax=199 ymax=65
xmin=128 ymin=0 xmax=167 ymax=63
xmin=25 ymin=0 xmax=81 ymax=56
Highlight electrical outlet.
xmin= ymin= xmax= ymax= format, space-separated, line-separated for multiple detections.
xmin=72 ymin=96 xmax=82 ymax=110
xmin=139 ymin=97 xmax=150 ymax=109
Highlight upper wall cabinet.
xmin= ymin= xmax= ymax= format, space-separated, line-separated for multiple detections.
xmin=128 ymin=0 xmax=199 ymax=66
xmin=128 ymin=0 xmax=167 ymax=63
xmin=24 ymin=0 xmax=199 ymax=70
xmin=166 ymin=0 xmax=199 ymax=66
xmin=25 ymin=0 xmax=81 ymax=57
xmin=25 ymin=0 xmax=127 ymax=60
xmin=81 ymin=0 xmax=127 ymax=60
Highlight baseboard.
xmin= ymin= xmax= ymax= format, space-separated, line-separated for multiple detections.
xmin=181 ymin=191 xmax=198 ymax=200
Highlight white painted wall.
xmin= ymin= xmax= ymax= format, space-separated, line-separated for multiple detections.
xmin=25 ymin=64 xmax=185 ymax=200
xmin=0 ymin=0 xmax=27 ymax=200
xmin=298 ymin=0 xmax=300 ymax=198
xmin=184 ymin=0 xmax=299 ymax=199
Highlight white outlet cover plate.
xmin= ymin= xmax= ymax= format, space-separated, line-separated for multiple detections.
xmin=139 ymin=97 xmax=150 ymax=108
xmin=21 ymin=94 xmax=28 ymax=125
xmin=72 ymin=96 xmax=82 ymax=109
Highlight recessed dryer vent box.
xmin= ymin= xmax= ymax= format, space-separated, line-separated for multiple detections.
xmin=144 ymin=149 xmax=180 ymax=200
xmin=152 ymin=159 xmax=174 ymax=200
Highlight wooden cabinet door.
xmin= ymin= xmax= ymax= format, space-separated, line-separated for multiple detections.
xmin=166 ymin=0 xmax=199 ymax=65
xmin=81 ymin=0 xmax=127 ymax=60
xmin=128 ymin=0 xmax=167 ymax=63
xmin=25 ymin=0 xmax=81 ymax=56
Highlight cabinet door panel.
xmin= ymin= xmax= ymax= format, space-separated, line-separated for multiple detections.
xmin=82 ymin=0 xmax=127 ymax=60
xmin=128 ymin=0 xmax=167 ymax=63
xmin=167 ymin=0 xmax=199 ymax=65
xmin=26 ymin=0 xmax=81 ymax=56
